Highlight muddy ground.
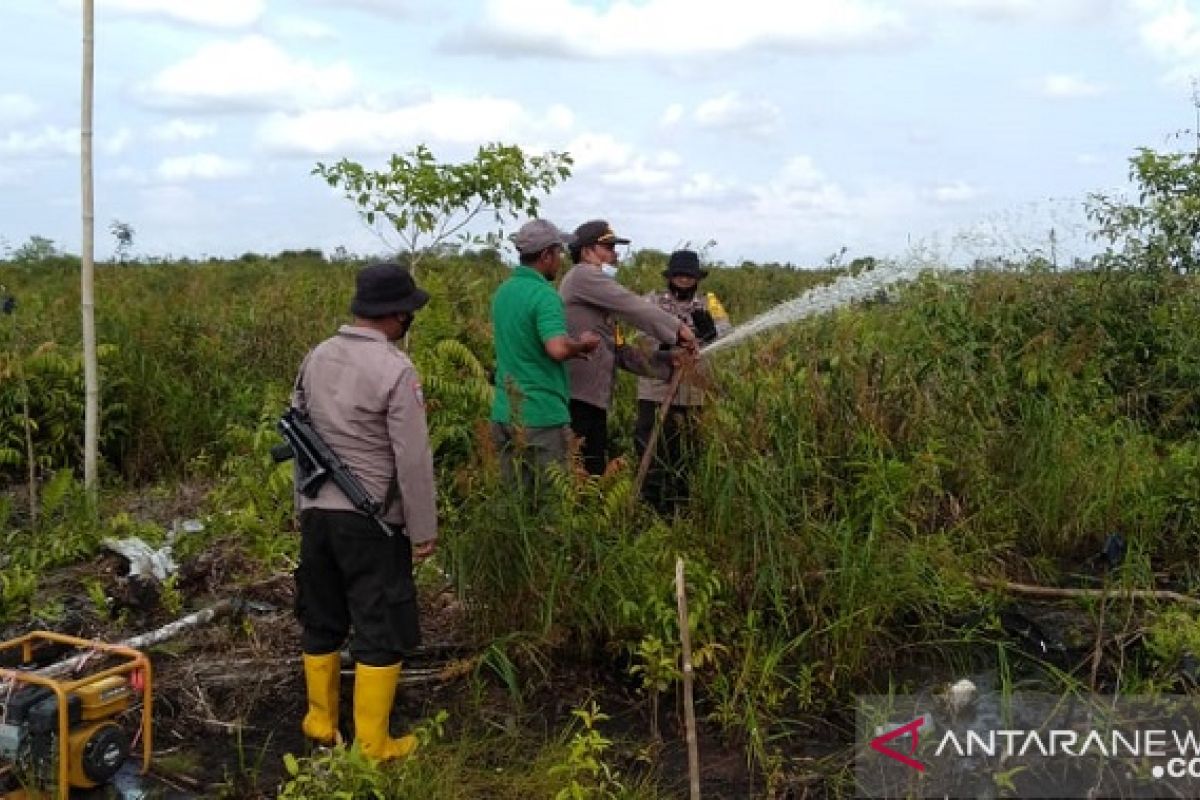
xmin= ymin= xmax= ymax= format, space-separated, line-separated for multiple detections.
xmin=1 ymin=486 xmax=1140 ymax=799
xmin=1 ymin=517 xmax=834 ymax=800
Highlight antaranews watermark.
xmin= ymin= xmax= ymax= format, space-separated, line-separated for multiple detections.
xmin=857 ymin=693 xmax=1200 ymax=798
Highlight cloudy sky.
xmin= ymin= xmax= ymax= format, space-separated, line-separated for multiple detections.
xmin=2 ymin=0 xmax=1198 ymax=265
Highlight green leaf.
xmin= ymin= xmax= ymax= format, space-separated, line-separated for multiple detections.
xmin=312 ymin=143 xmax=572 ymax=264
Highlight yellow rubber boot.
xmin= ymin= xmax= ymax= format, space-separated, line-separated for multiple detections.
xmin=353 ymin=663 xmax=417 ymax=761
xmin=301 ymin=652 xmax=342 ymax=745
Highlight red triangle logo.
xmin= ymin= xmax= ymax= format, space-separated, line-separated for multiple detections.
xmin=870 ymin=716 xmax=927 ymax=772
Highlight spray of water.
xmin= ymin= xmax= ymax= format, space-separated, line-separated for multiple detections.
xmin=702 ymin=261 xmax=921 ymax=356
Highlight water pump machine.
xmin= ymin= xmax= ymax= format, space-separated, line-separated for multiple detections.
xmin=0 ymin=632 xmax=152 ymax=800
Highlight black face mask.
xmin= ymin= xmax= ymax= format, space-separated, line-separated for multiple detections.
xmin=396 ymin=314 xmax=414 ymax=340
xmin=668 ymin=282 xmax=697 ymax=301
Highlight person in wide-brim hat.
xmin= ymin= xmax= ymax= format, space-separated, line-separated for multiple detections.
xmin=292 ymin=258 xmax=437 ymax=764
xmin=634 ymin=248 xmax=730 ymax=517
xmin=350 ymin=262 xmax=430 ymax=319
xmin=661 ymin=249 xmax=709 ymax=280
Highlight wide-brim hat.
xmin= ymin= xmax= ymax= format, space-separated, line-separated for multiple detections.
xmin=662 ymin=249 xmax=708 ymax=279
xmin=574 ymin=219 xmax=630 ymax=247
xmin=350 ymin=262 xmax=430 ymax=318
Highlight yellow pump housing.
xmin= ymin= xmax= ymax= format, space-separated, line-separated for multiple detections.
xmin=0 ymin=632 xmax=151 ymax=800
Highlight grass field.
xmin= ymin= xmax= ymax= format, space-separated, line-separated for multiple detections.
xmin=4 ymin=254 xmax=1200 ymax=797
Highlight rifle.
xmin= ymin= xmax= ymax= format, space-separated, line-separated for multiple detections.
xmin=271 ymin=407 xmax=397 ymax=537
xmin=690 ymin=308 xmax=719 ymax=344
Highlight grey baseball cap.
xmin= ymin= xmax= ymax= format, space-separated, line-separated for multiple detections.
xmin=512 ymin=219 xmax=575 ymax=256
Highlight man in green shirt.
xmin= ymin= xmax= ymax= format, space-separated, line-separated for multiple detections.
xmin=491 ymin=219 xmax=600 ymax=485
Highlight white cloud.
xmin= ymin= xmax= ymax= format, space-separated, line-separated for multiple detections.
xmin=108 ymin=165 xmax=149 ymax=185
xmin=660 ymin=103 xmax=685 ymax=127
xmin=94 ymin=0 xmax=265 ymax=28
xmin=565 ymin=132 xmax=633 ymax=171
xmin=0 ymin=93 xmax=38 ymax=124
xmin=914 ymin=0 xmax=1036 ymax=18
xmin=581 ymin=154 xmax=925 ymax=264
xmin=445 ymin=0 xmax=912 ymax=59
xmin=754 ymin=157 xmax=850 ymax=216
xmin=104 ymin=128 xmax=135 ymax=156
xmin=135 ymin=185 xmax=201 ymax=230
xmin=635 ymin=157 xmax=920 ymax=262
xmin=156 ymin=153 xmax=251 ymax=181
xmin=258 ymin=96 xmax=568 ymax=155
xmin=693 ymin=91 xmax=783 ymax=137
xmin=1130 ymin=0 xmax=1200 ymax=83
xmin=306 ymin=0 xmax=417 ymax=17
xmin=151 ymin=119 xmax=217 ymax=142
xmin=777 ymin=156 xmax=827 ymax=188
xmin=584 ymin=153 xmax=851 ymax=218
xmin=546 ymin=104 xmax=576 ymax=131
xmin=656 ymin=151 xmax=684 ymax=169
xmin=601 ymin=164 xmax=675 ymax=188
xmin=560 ymin=132 xmax=685 ymax=188
xmin=675 ymin=172 xmax=743 ymax=203
xmin=911 ymin=0 xmax=1108 ymax=22
xmin=269 ymin=16 xmax=340 ymax=42
xmin=0 ymin=126 xmax=78 ymax=157
xmin=928 ymin=180 xmax=982 ymax=203
xmin=1040 ymin=73 xmax=1106 ymax=98
xmin=0 ymin=125 xmax=132 ymax=158
xmin=138 ymin=36 xmax=358 ymax=112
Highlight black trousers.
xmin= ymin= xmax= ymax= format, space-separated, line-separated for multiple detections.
xmin=570 ymin=399 xmax=609 ymax=476
xmin=295 ymin=509 xmax=420 ymax=666
xmin=634 ymin=400 xmax=696 ymax=515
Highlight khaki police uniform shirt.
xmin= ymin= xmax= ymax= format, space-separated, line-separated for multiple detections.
xmin=559 ymin=263 xmax=681 ymax=410
xmin=637 ymin=291 xmax=733 ymax=406
xmin=292 ymin=325 xmax=437 ymax=544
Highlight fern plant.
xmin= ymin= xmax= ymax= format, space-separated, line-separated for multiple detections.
xmin=202 ymin=391 xmax=298 ymax=567
xmin=416 ymin=338 xmax=493 ymax=466
xmin=0 ymin=341 xmax=130 ymax=482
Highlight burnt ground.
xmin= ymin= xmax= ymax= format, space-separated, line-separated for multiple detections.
xmin=1 ymin=525 xmax=844 ymax=800
xmin=2 ymin=533 xmax=1143 ymax=800
xmin=3 ymin=484 xmax=1137 ymax=799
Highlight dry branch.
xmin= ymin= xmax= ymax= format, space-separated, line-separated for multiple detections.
xmin=36 ymin=599 xmax=238 ymax=678
xmin=973 ymin=577 xmax=1200 ymax=608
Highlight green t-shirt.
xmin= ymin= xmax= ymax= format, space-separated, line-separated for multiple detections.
xmin=490 ymin=266 xmax=570 ymax=427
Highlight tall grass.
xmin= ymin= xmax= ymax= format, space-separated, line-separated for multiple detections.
xmin=441 ymin=268 xmax=1200 ymax=751
xmin=7 ymin=256 xmax=1200 ymax=789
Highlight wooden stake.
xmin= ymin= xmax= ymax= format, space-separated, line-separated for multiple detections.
xmin=81 ymin=0 xmax=99 ymax=493
xmin=676 ymin=556 xmax=701 ymax=800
